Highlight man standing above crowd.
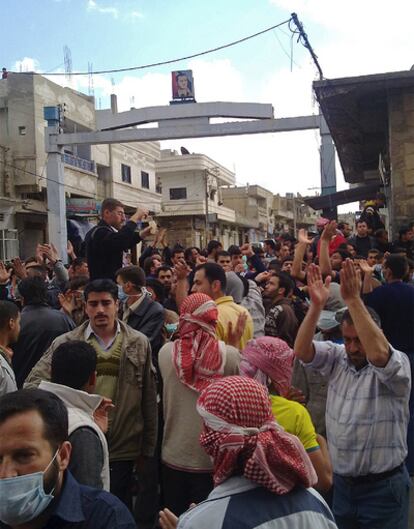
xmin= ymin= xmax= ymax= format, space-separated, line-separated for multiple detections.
xmin=24 ymin=279 xmax=158 ymax=511
xmin=347 ymin=220 xmax=376 ymax=258
xmin=0 ymin=301 xmax=20 ymax=395
xmin=295 ymin=261 xmax=411 ymax=529
xmin=84 ymin=198 xmax=150 ymax=281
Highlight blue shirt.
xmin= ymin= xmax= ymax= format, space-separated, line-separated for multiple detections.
xmin=365 ymin=281 xmax=414 ymax=353
xmin=1 ymin=471 xmax=136 ymax=529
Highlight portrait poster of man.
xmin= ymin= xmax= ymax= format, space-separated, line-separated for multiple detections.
xmin=172 ymin=70 xmax=195 ymax=100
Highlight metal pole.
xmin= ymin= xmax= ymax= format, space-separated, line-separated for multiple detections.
xmin=45 ymin=123 xmax=68 ymax=263
xmin=293 ymin=195 xmax=297 ymax=237
xmin=204 ymin=169 xmax=209 ymax=245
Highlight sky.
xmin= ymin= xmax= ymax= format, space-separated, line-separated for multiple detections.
xmin=2 ymin=0 xmax=414 ymax=213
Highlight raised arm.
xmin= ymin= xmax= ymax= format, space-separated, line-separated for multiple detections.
xmin=319 ymin=221 xmax=337 ymax=277
xmin=291 ymin=229 xmax=312 ymax=282
xmin=294 ymin=264 xmax=331 ymax=364
xmin=340 ymin=259 xmax=390 ymax=367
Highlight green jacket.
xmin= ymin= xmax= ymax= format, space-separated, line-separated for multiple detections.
xmin=25 ymin=320 xmax=158 ymax=462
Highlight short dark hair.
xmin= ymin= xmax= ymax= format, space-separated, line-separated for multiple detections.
xmin=156 ymin=265 xmax=173 ymax=277
xmin=184 ymin=247 xmax=198 ymax=262
xmin=171 ymin=246 xmax=185 ymax=258
xmin=271 ymin=271 xmax=294 ymax=297
xmin=84 ymin=279 xmax=118 ymax=302
xmin=263 ymin=239 xmax=277 ymax=250
xmin=195 ymin=262 xmax=227 ymax=291
xmin=399 ymin=225 xmax=412 ymax=238
xmin=146 ymin=278 xmax=165 ymax=303
xmin=51 ymin=341 xmax=97 ymax=390
xmin=281 ymin=255 xmax=293 ymax=264
xmin=207 ymin=240 xmax=222 ymax=255
xmin=18 ymin=276 xmax=48 ymax=305
xmin=384 ymin=254 xmax=409 ymax=280
xmin=217 ymin=250 xmax=231 ymax=259
xmin=356 ymin=220 xmax=367 ymax=227
xmin=143 ymin=256 xmax=160 ymax=276
xmin=368 ymin=248 xmax=380 ymax=256
xmin=63 ymin=276 xmax=89 ymax=293
xmin=332 ymin=250 xmax=351 ymax=261
xmin=116 ymin=265 xmax=145 ymax=289
xmin=0 ymin=301 xmax=19 ymax=330
xmin=340 ymin=306 xmax=381 ymax=328
xmin=101 ymin=198 xmax=123 ymax=215
xmin=0 ymin=389 xmax=68 ymax=450
xmin=228 ymin=245 xmax=241 ymax=256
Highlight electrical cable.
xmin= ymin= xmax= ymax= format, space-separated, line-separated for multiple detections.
xmin=11 ymin=18 xmax=292 ymax=76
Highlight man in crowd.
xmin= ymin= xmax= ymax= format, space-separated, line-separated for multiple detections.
xmin=160 ymin=376 xmax=336 ymax=529
xmin=143 ymin=256 xmax=162 ymax=280
xmin=159 ymin=293 xmax=240 ymax=516
xmin=0 ymin=301 xmax=20 ymax=395
xmin=12 ymin=277 xmax=75 ymax=388
xmin=347 ymin=220 xmax=376 ymax=258
xmin=392 ymin=225 xmax=414 ymax=260
xmin=40 ymin=341 xmax=110 ymax=491
xmin=24 ymin=279 xmax=158 ymax=510
xmin=0 ymin=389 xmax=136 ymax=528
xmin=156 ymin=265 xmax=174 ymax=293
xmin=84 ymin=198 xmax=150 ymax=281
xmin=116 ymin=265 xmax=165 ymax=362
xmin=295 ymin=261 xmax=411 ymax=528
xmin=206 ymin=240 xmax=222 ymax=262
xmin=69 ymin=257 xmax=89 ymax=279
xmin=189 ymin=262 xmax=253 ymax=349
xmin=363 ymin=253 xmax=414 ymax=476
xmin=263 ymin=271 xmax=298 ymax=347
xmin=216 ymin=251 xmax=232 ymax=271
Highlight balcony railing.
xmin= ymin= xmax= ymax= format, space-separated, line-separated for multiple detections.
xmin=63 ymin=153 xmax=96 ymax=174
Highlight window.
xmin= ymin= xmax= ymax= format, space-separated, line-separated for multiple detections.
xmin=121 ymin=164 xmax=131 ymax=184
xmin=156 ymin=183 xmax=162 ymax=194
xmin=18 ymin=126 xmax=26 ymax=136
xmin=169 ymin=187 xmax=187 ymax=200
xmin=141 ymin=170 xmax=149 ymax=189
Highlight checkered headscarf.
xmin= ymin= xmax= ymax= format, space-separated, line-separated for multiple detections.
xmin=173 ymin=293 xmax=224 ymax=393
xmin=240 ymin=337 xmax=294 ymax=396
xmin=197 ymin=376 xmax=317 ymax=494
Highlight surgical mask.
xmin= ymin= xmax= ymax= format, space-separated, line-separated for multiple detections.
xmin=117 ymin=285 xmax=129 ymax=302
xmin=0 ymin=449 xmax=59 ymax=526
xmin=165 ymin=323 xmax=178 ymax=335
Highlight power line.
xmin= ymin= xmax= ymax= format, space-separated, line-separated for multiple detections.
xmin=12 ymin=18 xmax=292 ymax=77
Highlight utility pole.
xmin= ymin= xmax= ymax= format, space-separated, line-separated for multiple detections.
xmin=204 ymin=169 xmax=209 ymax=245
xmin=44 ymin=107 xmax=68 ymax=263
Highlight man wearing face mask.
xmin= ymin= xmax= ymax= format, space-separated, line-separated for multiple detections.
xmin=116 ymin=265 xmax=165 ymax=364
xmin=0 ymin=388 xmax=135 ymax=528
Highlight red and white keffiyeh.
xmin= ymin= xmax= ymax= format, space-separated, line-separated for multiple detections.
xmin=240 ymin=337 xmax=294 ymax=397
xmin=197 ymin=376 xmax=317 ymax=494
xmin=173 ymin=293 xmax=225 ymax=393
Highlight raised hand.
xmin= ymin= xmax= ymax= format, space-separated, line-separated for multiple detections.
xmin=159 ymin=509 xmax=178 ymax=529
xmin=12 ymin=257 xmax=27 ymax=280
xmin=58 ymin=292 xmax=76 ymax=317
xmin=298 ymin=228 xmax=315 ymax=245
xmin=41 ymin=243 xmax=60 ymax=264
xmin=307 ymin=264 xmax=331 ymax=309
xmin=340 ymin=259 xmax=362 ymax=302
xmin=227 ymin=312 xmax=248 ymax=348
xmin=67 ymin=240 xmax=76 ymax=259
xmin=358 ymin=259 xmax=375 ymax=276
xmin=0 ymin=261 xmax=11 ymax=284
xmin=93 ymin=397 xmax=114 ymax=434
xmin=35 ymin=244 xmax=45 ymax=265
xmin=174 ymin=258 xmax=191 ymax=280
xmin=321 ymin=221 xmax=337 ymax=242
xmin=255 ymin=271 xmax=271 ymax=284
xmin=240 ymin=243 xmax=254 ymax=258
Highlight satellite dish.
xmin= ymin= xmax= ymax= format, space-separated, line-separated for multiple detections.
xmin=180 ymin=146 xmax=190 ymax=155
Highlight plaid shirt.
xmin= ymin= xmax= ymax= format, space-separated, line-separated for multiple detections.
xmin=302 ymin=341 xmax=411 ymax=477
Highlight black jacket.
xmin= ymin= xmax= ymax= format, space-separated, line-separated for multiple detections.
xmin=12 ymin=304 xmax=75 ymax=388
xmin=125 ymin=296 xmax=165 ymax=362
xmin=84 ymin=220 xmax=142 ymax=281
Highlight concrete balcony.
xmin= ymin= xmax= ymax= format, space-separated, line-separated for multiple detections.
xmin=159 ymin=199 xmax=236 ymax=223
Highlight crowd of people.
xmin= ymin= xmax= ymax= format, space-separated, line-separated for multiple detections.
xmin=0 ymin=196 xmax=413 ymax=529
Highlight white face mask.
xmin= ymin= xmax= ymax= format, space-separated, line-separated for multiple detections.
xmin=0 ymin=449 xmax=59 ymax=526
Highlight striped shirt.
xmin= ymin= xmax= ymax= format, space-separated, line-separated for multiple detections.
xmin=177 ymin=476 xmax=337 ymax=529
xmin=302 ymin=341 xmax=410 ymax=477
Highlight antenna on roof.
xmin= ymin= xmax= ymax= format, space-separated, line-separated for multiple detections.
xmin=63 ymin=45 xmax=72 ymax=85
xmin=88 ymin=62 xmax=94 ymax=96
